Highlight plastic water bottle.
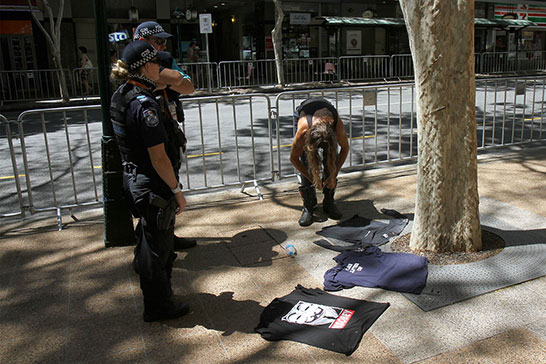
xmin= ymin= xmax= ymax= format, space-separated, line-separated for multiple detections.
xmin=285 ymin=243 xmax=297 ymax=256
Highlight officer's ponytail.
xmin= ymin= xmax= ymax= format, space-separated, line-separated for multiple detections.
xmin=110 ymin=59 xmax=131 ymax=82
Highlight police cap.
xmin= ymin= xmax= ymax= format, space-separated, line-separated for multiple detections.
xmin=133 ymin=21 xmax=173 ymax=41
xmin=121 ymin=40 xmax=158 ymax=70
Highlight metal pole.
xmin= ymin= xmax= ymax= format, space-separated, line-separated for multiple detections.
xmin=205 ymin=33 xmax=210 ymax=63
xmin=93 ymin=0 xmax=135 ymax=247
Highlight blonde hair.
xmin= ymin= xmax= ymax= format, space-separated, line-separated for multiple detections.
xmin=110 ymin=59 xmax=145 ymax=83
xmin=304 ymin=114 xmax=337 ymax=190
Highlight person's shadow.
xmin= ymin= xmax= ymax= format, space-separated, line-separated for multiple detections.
xmin=167 ymin=291 xmax=264 ymax=335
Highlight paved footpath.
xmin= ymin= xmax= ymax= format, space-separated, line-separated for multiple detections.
xmin=0 ymin=144 xmax=545 ymax=364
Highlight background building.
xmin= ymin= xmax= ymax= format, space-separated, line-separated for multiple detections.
xmin=1 ymin=0 xmax=545 ymax=72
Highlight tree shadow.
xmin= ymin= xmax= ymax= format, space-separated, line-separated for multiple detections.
xmin=175 ymin=227 xmax=288 ymax=270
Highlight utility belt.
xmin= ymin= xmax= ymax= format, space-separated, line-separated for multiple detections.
xmin=122 ymin=161 xmax=155 ymax=178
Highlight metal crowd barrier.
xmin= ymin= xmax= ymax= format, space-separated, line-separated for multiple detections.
xmin=71 ymin=67 xmax=100 ymax=99
xmin=178 ymin=62 xmax=218 ymax=91
xmin=271 ymin=76 xmax=546 ymax=180
xmin=339 ymin=55 xmax=391 ymax=81
xmin=0 ymin=114 xmax=25 ymax=218
xmin=218 ymin=59 xmax=276 ymax=89
xmin=3 ymin=52 xmax=546 ymax=102
xmin=475 ymin=77 xmax=545 ymax=148
xmin=272 ymin=85 xmax=416 ymax=180
xmin=1 ymin=76 xmax=545 ymax=227
xmin=14 ymin=105 xmax=103 ymax=229
xmin=283 ymin=57 xmax=338 ymax=84
xmin=178 ymin=94 xmax=275 ymax=199
xmin=391 ymin=54 xmax=414 ymax=78
xmin=0 ymin=69 xmax=73 ymax=102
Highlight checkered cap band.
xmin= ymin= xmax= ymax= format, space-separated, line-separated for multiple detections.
xmin=133 ymin=21 xmax=172 ymax=40
xmin=121 ymin=41 xmax=158 ymax=70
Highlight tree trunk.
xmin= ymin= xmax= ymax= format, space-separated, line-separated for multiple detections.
xmin=28 ymin=0 xmax=70 ymax=101
xmin=271 ymin=0 xmax=285 ymax=86
xmin=51 ymin=49 xmax=70 ymax=102
xmin=399 ymin=0 xmax=481 ymax=252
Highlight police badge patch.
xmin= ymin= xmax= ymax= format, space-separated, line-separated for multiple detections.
xmin=143 ymin=108 xmax=159 ymax=127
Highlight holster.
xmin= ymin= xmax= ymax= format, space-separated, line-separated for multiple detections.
xmin=149 ymin=193 xmax=178 ymax=231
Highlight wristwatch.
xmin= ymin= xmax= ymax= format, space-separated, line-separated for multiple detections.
xmin=171 ymin=182 xmax=183 ymax=194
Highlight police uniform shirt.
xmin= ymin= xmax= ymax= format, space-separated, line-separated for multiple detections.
xmin=255 ymin=285 xmax=390 ymax=356
xmin=323 ymin=247 xmax=429 ymax=294
xmin=125 ymin=86 xmax=168 ymax=171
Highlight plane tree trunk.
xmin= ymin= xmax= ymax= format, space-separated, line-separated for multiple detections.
xmin=399 ymin=0 xmax=482 ymax=252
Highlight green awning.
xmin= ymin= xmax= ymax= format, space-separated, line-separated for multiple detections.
xmin=474 ymin=18 xmax=537 ymax=28
xmin=315 ymin=16 xmax=537 ymax=29
xmin=314 ymin=16 xmax=406 ymax=26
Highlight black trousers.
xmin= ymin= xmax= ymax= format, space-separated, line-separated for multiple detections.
xmin=123 ymin=170 xmax=176 ymax=306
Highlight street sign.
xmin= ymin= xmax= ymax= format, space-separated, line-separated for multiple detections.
xmin=199 ymin=14 xmax=213 ymax=34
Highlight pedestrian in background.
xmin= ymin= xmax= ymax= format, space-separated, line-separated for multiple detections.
xmin=110 ymin=40 xmax=190 ymax=322
xmin=187 ymin=41 xmax=200 ymax=63
xmin=133 ymin=21 xmax=197 ymax=251
xmin=290 ymin=98 xmax=349 ymax=226
xmin=78 ymin=46 xmax=92 ymax=95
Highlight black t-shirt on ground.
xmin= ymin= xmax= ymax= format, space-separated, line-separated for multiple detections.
xmin=255 ymin=285 xmax=389 ymax=356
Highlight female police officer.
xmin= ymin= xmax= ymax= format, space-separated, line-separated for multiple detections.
xmin=110 ymin=40 xmax=189 ymax=322
xmin=290 ymin=97 xmax=349 ymax=227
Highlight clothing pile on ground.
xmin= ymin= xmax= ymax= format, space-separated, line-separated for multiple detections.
xmin=315 ymin=211 xmax=429 ymax=294
xmin=255 ymin=210 xmax=428 ymax=355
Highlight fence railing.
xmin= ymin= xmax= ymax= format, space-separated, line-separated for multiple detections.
xmin=178 ymin=62 xmax=218 ymax=92
xmin=3 ymin=52 xmax=546 ymax=102
xmin=218 ymin=59 xmax=277 ymax=89
xmin=1 ymin=75 xmax=545 ymax=227
xmin=0 ymin=114 xmax=25 ymax=218
xmin=0 ymin=69 xmax=73 ymax=102
xmin=283 ymin=57 xmax=339 ymax=84
xmin=338 ymin=55 xmax=391 ymax=81
xmin=71 ymin=67 xmax=100 ymax=99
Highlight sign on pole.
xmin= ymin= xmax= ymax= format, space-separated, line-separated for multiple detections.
xmin=199 ymin=13 xmax=212 ymax=62
xmin=199 ymin=14 xmax=213 ymax=34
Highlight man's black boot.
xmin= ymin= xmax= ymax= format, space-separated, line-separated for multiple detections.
xmin=298 ymin=186 xmax=316 ymax=227
xmin=143 ymin=300 xmax=190 ymax=322
xmin=323 ymin=187 xmax=342 ymax=219
xmin=173 ymin=236 xmax=197 ymax=250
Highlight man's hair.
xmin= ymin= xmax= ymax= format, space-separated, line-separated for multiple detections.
xmin=304 ymin=113 xmax=337 ymax=190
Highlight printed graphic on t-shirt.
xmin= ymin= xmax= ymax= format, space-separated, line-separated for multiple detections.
xmin=281 ymin=300 xmax=354 ymax=329
xmin=345 ymin=262 xmax=364 ymax=274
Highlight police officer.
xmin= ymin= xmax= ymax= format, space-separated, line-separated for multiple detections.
xmin=290 ymin=98 xmax=349 ymax=226
xmin=134 ymin=21 xmax=196 ymax=250
xmin=110 ymin=41 xmax=189 ymax=322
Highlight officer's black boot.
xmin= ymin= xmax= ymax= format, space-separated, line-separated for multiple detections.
xmin=298 ymin=186 xmax=316 ymax=226
xmin=143 ymin=299 xmax=190 ymax=322
xmin=323 ymin=187 xmax=342 ymax=220
xmin=173 ymin=236 xmax=197 ymax=250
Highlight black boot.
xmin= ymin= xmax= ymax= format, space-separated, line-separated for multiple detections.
xmin=143 ymin=300 xmax=190 ymax=322
xmin=173 ymin=236 xmax=197 ymax=250
xmin=298 ymin=186 xmax=316 ymax=226
xmin=323 ymin=187 xmax=342 ymax=219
